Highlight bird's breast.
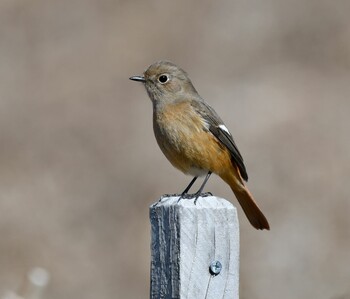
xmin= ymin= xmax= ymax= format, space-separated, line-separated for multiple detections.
xmin=153 ymin=101 xmax=231 ymax=176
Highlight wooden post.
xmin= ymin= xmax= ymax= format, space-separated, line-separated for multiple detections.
xmin=150 ymin=195 xmax=239 ymax=299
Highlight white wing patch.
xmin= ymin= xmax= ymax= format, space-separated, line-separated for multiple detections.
xmin=219 ymin=124 xmax=231 ymax=135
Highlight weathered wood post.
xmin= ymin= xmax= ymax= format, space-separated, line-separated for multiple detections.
xmin=150 ymin=195 xmax=239 ymax=299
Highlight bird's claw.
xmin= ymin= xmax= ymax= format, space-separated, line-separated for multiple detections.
xmin=179 ymin=191 xmax=213 ymax=204
xmin=155 ymin=192 xmax=213 ymax=206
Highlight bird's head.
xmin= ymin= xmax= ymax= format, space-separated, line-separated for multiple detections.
xmin=130 ymin=61 xmax=198 ymax=105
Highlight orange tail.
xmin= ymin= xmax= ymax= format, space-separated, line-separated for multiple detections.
xmin=231 ymin=186 xmax=270 ymax=230
xmin=220 ymin=168 xmax=270 ymax=230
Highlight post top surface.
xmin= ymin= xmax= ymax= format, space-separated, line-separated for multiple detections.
xmin=151 ymin=195 xmax=236 ymax=211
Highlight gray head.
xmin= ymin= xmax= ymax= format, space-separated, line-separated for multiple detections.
xmin=130 ymin=61 xmax=199 ymax=105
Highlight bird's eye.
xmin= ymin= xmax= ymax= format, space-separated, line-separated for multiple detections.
xmin=158 ymin=74 xmax=169 ymax=84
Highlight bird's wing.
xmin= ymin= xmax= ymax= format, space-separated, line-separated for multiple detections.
xmin=190 ymin=99 xmax=248 ymax=181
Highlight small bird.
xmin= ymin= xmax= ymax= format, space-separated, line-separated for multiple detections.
xmin=130 ymin=61 xmax=269 ymax=230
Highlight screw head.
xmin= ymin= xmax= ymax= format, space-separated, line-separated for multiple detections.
xmin=209 ymin=260 xmax=222 ymax=276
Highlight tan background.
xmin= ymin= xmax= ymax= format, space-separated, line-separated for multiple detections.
xmin=0 ymin=0 xmax=349 ymax=298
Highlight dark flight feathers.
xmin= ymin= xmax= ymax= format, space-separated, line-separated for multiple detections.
xmin=191 ymin=99 xmax=249 ymax=181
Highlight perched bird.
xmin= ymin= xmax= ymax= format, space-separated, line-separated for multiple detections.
xmin=130 ymin=61 xmax=269 ymax=230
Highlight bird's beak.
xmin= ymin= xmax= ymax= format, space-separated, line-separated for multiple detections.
xmin=129 ymin=75 xmax=145 ymax=83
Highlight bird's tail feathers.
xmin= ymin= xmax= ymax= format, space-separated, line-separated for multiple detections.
xmin=231 ymin=185 xmax=270 ymax=230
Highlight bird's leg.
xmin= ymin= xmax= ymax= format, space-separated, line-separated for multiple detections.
xmin=178 ymin=172 xmax=213 ymax=204
xmin=181 ymin=176 xmax=198 ymax=195
xmin=177 ymin=176 xmax=198 ymax=203
xmin=156 ymin=176 xmax=199 ymax=206
xmin=194 ymin=171 xmax=212 ymax=204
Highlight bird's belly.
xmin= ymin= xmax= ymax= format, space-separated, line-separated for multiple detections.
xmin=154 ymin=129 xmax=206 ymax=175
xmin=186 ymin=166 xmax=208 ymax=177
xmin=153 ymin=112 xmax=231 ymax=176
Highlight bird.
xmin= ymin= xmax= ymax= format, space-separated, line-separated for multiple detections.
xmin=130 ymin=61 xmax=269 ymax=230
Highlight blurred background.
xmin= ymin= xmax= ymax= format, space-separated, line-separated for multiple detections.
xmin=0 ymin=0 xmax=349 ymax=298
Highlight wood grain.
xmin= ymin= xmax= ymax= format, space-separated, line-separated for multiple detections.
xmin=150 ymin=196 xmax=239 ymax=299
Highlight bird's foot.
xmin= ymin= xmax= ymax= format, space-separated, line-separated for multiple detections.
xmin=161 ymin=193 xmax=183 ymax=199
xmin=154 ymin=192 xmax=213 ymax=206
xmin=153 ymin=193 xmax=183 ymax=207
xmin=199 ymin=192 xmax=213 ymax=197
xmin=178 ymin=191 xmax=213 ymax=204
